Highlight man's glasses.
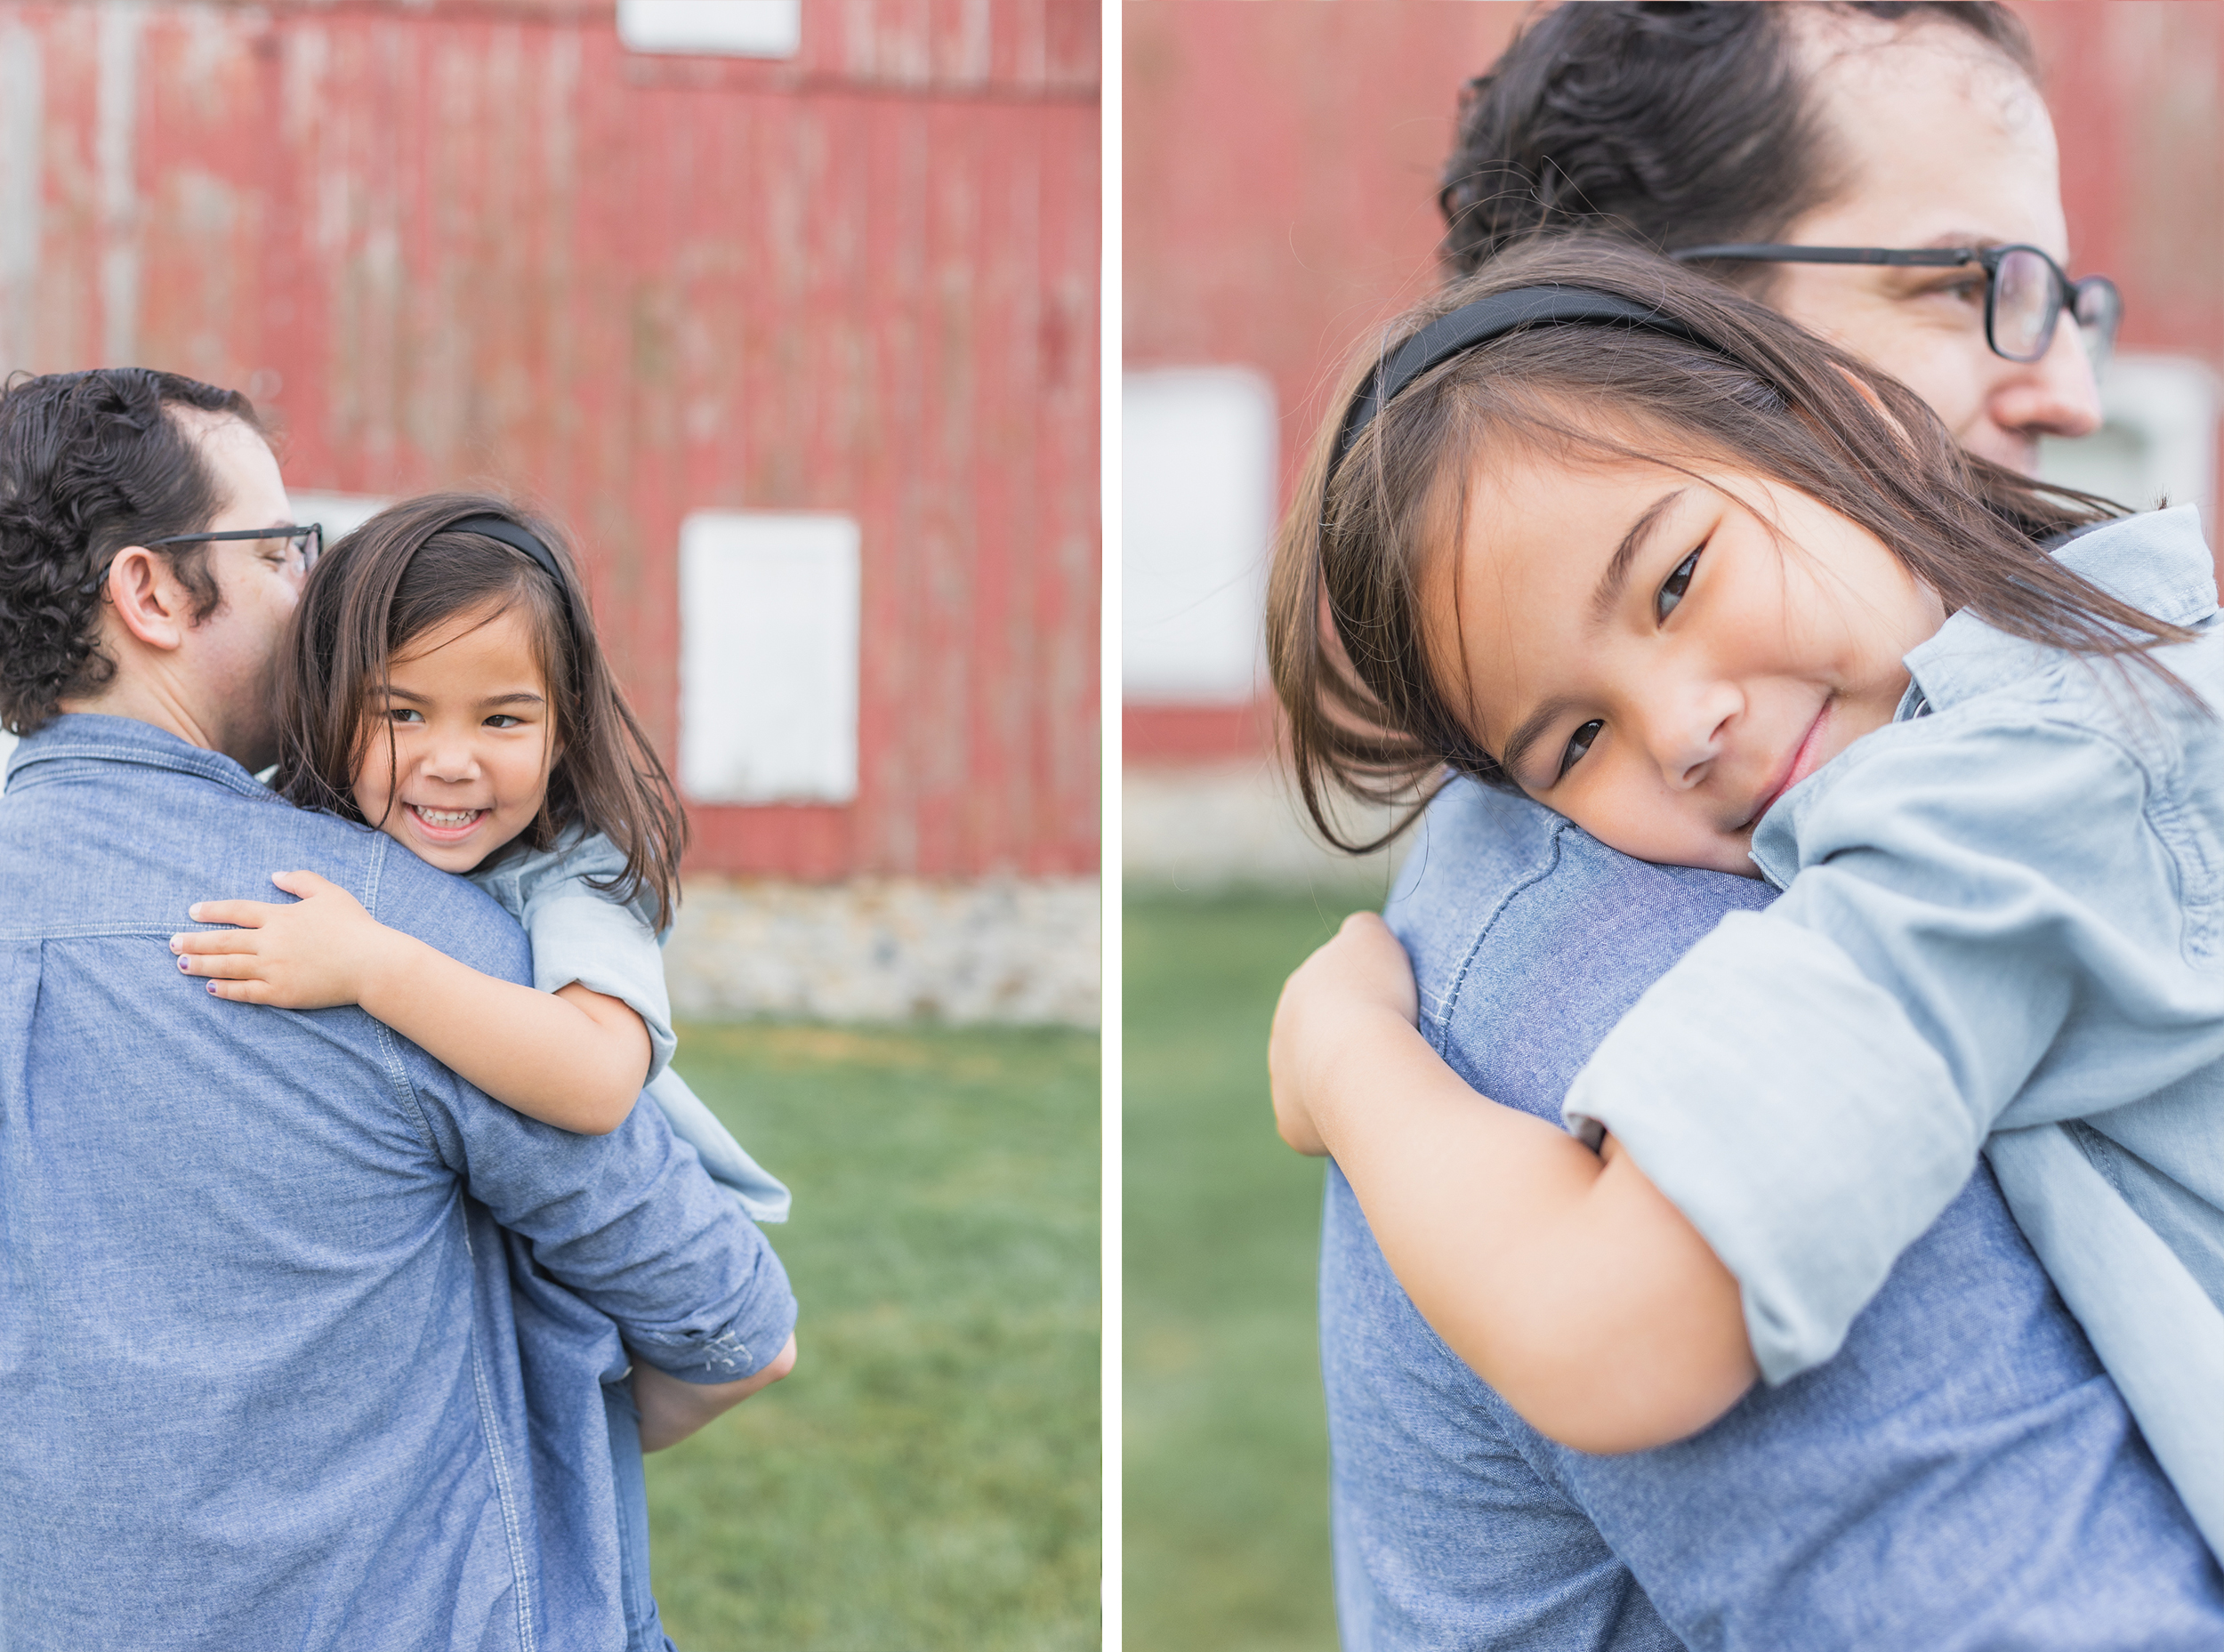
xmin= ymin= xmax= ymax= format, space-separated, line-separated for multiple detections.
xmin=149 ymin=523 xmax=324 ymax=576
xmin=82 ymin=524 xmax=322 ymax=596
xmin=1668 ymin=244 xmax=2123 ymax=369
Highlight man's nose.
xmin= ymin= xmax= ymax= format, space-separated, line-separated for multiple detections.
xmin=1987 ymin=313 xmax=2105 ymax=443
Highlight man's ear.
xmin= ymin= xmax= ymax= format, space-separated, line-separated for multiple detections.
xmin=102 ymin=545 xmax=194 ymax=653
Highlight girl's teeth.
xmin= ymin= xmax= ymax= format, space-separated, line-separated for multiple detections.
xmin=415 ymin=806 xmax=481 ymax=827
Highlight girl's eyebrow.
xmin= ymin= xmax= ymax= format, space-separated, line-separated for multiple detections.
xmin=1498 ymin=694 xmax=1581 ymax=786
xmin=374 ymin=687 xmax=544 ymax=706
xmin=1590 ymin=488 xmax=1687 ymax=624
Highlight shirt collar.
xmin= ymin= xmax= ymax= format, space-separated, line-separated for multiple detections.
xmin=5 ymin=713 xmax=277 ymax=801
xmin=1903 ymin=505 xmax=2217 ymax=715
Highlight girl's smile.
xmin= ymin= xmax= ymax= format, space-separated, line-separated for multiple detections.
xmin=1427 ymin=444 xmax=1946 ymax=876
xmin=351 ymin=600 xmax=555 ymax=874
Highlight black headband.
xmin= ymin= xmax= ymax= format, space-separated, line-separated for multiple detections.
xmin=1333 ymin=286 xmax=1716 ymax=468
xmin=448 ymin=513 xmax=568 ymax=591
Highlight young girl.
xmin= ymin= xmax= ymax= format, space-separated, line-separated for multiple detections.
xmin=1265 ymin=238 xmax=2224 ymax=1556
xmin=165 ymin=495 xmax=790 ymax=1638
xmin=170 ymin=493 xmax=787 ymax=1224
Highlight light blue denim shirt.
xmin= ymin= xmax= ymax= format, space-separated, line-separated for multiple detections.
xmin=1562 ymin=505 xmax=2224 ymax=1557
xmin=1339 ymin=775 xmax=2224 ymax=1649
xmin=0 ymin=715 xmax=797 ymax=1649
xmin=468 ymin=830 xmax=791 ymax=1222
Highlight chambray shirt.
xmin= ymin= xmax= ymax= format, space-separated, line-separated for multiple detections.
xmin=0 ymin=715 xmax=797 ymax=1650
xmin=1332 ymin=772 xmax=2224 ymax=1648
xmin=1565 ymin=506 xmax=2224 ymax=1557
xmin=467 ymin=828 xmax=792 ymax=1224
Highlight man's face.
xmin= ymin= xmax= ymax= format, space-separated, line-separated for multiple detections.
xmin=176 ymin=411 xmax=304 ymax=770
xmin=1765 ymin=21 xmax=2101 ymax=476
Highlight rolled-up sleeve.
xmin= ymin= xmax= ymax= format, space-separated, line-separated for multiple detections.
xmin=373 ymin=852 xmax=794 ymax=1382
xmin=1565 ymin=713 xmax=2224 ymax=1383
xmin=406 ymin=1041 xmax=795 ymax=1379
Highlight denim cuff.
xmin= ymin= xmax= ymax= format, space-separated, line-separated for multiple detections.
xmin=630 ymin=1237 xmax=797 ymax=1383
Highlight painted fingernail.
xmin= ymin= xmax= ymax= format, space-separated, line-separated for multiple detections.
xmin=178 ymin=956 xmax=190 ymax=972
xmin=206 ymin=982 xmax=218 ymax=995
xmin=169 ymin=936 xmax=183 ymax=953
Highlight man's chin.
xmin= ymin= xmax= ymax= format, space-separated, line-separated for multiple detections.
xmin=1966 ymin=431 xmax=2043 ymax=479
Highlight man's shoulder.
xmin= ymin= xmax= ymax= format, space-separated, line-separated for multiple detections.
xmin=369 ymin=836 xmax=532 ymax=985
xmin=1385 ymin=778 xmax=1772 ymax=988
xmin=1384 ymin=779 xmax=1772 ymax=1111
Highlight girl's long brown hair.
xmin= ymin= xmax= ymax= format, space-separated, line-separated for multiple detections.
xmin=1268 ymin=236 xmax=2182 ymax=855
xmin=273 ymin=491 xmax=689 ymax=928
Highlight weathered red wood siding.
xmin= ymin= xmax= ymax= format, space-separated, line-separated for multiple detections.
xmin=1123 ymin=0 xmax=2224 ymax=763
xmin=4 ymin=0 xmax=1101 ymax=880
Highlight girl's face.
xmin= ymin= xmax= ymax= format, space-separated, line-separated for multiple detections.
xmin=1425 ymin=446 xmax=1946 ymax=877
xmin=351 ymin=600 xmax=555 ymax=874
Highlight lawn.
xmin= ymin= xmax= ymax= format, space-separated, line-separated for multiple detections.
xmin=1124 ymin=892 xmax=1375 ymax=1650
xmin=646 ymin=1020 xmax=1100 ymax=1649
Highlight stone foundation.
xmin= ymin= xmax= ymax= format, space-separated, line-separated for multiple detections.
xmin=665 ymin=875 xmax=1102 ymax=1027
xmin=1123 ymin=760 xmax=1407 ymax=899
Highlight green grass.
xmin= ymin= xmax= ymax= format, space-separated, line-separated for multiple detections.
xmin=648 ymin=1021 xmax=1100 ymax=1650
xmin=1123 ymin=892 xmax=1378 ymax=1651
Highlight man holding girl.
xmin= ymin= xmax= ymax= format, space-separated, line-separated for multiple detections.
xmin=1273 ymin=4 xmax=2224 ymax=1645
xmin=0 ymin=367 xmax=793 ymax=1647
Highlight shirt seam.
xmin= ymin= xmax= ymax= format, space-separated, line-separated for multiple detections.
xmin=1430 ymin=823 xmax=1567 ymax=1058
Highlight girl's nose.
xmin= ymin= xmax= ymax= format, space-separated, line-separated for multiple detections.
xmin=422 ymin=738 xmax=481 ymax=783
xmin=1642 ymin=680 xmax=1742 ymax=789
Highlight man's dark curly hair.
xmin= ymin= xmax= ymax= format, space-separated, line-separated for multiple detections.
xmin=1438 ymin=3 xmax=2039 ymax=281
xmin=0 ymin=367 xmax=264 ymax=736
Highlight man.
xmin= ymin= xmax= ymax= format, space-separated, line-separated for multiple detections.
xmin=1302 ymin=5 xmax=2224 ymax=1646
xmin=0 ymin=367 xmax=795 ymax=1648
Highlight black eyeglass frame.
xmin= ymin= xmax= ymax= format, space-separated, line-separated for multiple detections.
xmin=82 ymin=523 xmax=322 ymax=596
xmin=1668 ymin=243 xmax=2121 ymax=367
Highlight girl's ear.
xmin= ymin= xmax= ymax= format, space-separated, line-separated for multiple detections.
xmin=1831 ymin=362 xmax=1915 ymax=448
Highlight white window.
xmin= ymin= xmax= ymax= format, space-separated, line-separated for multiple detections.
xmin=2039 ymin=354 xmax=2220 ymax=542
xmin=288 ymin=490 xmax=391 ymax=547
xmin=1122 ymin=367 xmax=1277 ymax=705
xmin=617 ymin=0 xmax=802 ymax=60
xmin=679 ymin=511 xmax=861 ymax=805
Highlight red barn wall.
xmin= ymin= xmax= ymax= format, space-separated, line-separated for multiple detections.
xmin=1122 ymin=0 xmax=2224 ymax=765
xmin=3 ymin=0 xmax=1101 ymax=882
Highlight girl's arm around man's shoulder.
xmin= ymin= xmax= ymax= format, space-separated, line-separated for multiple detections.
xmin=1271 ymin=910 xmax=1758 ymax=1454
xmin=173 ymin=867 xmax=650 ymax=1133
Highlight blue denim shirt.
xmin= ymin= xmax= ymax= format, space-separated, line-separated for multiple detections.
xmin=1331 ymin=772 xmax=2224 ymax=1649
xmin=1563 ymin=506 xmax=2224 ymax=1555
xmin=0 ymin=715 xmax=797 ymax=1650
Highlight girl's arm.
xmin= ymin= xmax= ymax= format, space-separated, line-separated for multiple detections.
xmin=174 ymin=870 xmax=649 ymax=1135
xmin=635 ymin=1332 xmax=799 ymax=1452
xmin=1269 ymin=912 xmax=1756 ymax=1454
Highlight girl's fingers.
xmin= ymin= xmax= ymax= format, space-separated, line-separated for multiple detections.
xmin=186 ymin=899 xmax=278 ymax=928
xmin=175 ymin=952 xmax=268 ymax=980
xmin=270 ymin=868 xmax=333 ymax=898
xmin=171 ymin=930 xmax=261 ymax=956
xmin=204 ymin=978 xmax=270 ymax=1003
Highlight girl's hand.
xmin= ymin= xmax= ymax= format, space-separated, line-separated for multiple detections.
xmin=173 ymin=870 xmax=403 ymax=1009
xmin=1267 ymin=911 xmax=1422 ymax=1157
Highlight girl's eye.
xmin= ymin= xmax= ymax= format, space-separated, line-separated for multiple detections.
xmin=484 ymin=714 xmax=522 ymax=729
xmin=1557 ymin=720 xmax=1603 ymax=780
xmin=387 ymin=708 xmax=423 ymax=725
xmin=1656 ymin=549 xmax=1700 ymax=623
